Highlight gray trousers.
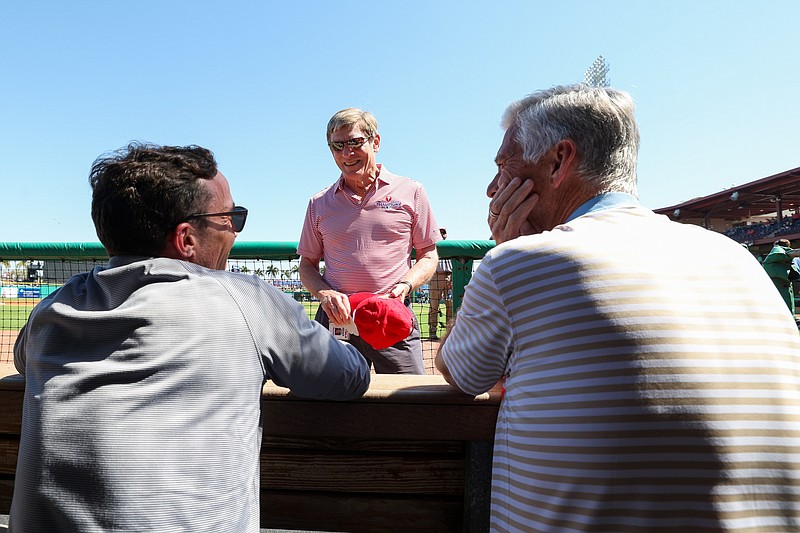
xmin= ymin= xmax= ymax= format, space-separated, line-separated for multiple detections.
xmin=314 ymin=299 xmax=424 ymax=374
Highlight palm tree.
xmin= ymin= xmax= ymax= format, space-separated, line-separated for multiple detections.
xmin=265 ymin=264 xmax=279 ymax=279
xmin=253 ymin=268 xmax=264 ymax=279
xmin=15 ymin=260 xmax=30 ymax=282
xmin=239 ymin=265 xmax=250 ymax=274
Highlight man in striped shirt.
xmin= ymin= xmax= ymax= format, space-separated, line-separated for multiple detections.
xmin=299 ymin=108 xmax=441 ymax=374
xmin=436 ymin=84 xmax=800 ymax=532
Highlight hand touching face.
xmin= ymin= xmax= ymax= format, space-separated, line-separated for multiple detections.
xmin=486 ymin=127 xmax=543 ymax=243
xmin=486 ymin=127 xmax=580 ymax=244
xmin=487 ymin=177 xmax=538 ymax=244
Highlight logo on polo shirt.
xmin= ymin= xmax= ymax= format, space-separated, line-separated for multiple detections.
xmin=376 ymin=195 xmax=402 ymax=209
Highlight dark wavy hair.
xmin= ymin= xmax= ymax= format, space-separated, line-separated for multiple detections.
xmin=90 ymin=142 xmax=218 ymax=256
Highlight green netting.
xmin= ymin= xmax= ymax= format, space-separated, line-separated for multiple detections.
xmin=0 ymin=240 xmax=495 ymax=372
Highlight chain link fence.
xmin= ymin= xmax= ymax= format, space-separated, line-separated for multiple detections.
xmin=1 ymin=241 xmax=493 ymax=375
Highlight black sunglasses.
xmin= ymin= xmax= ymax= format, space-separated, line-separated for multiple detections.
xmin=327 ymin=136 xmax=372 ymax=152
xmin=186 ymin=205 xmax=248 ymax=233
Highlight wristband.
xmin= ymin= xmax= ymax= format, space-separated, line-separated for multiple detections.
xmin=397 ymin=280 xmax=413 ymax=292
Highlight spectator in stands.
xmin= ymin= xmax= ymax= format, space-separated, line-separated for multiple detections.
xmin=298 ymin=108 xmax=441 ymax=374
xmin=11 ymin=143 xmax=370 ymax=532
xmin=762 ymin=238 xmax=800 ymax=314
xmin=722 ymin=215 xmax=800 ymax=244
xmin=427 ymin=227 xmax=453 ymax=340
xmin=436 ymin=84 xmax=800 ymax=531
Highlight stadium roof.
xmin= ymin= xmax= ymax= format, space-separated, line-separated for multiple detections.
xmin=653 ymin=166 xmax=800 ymax=221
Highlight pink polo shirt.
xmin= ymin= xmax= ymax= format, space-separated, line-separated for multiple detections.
xmin=298 ymin=166 xmax=440 ymax=295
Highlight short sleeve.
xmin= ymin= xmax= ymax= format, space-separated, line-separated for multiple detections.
xmin=439 ymin=257 xmax=512 ymax=395
xmin=297 ymin=199 xmax=323 ymax=260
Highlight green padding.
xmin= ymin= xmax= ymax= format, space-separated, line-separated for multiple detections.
xmin=0 ymin=240 xmax=496 ymax=261
xmin=229 ymin=242 xmax=300 ymax=260
xmin=436 ymin=240 xmax=495 ymax=259
xmin=0 ymin=242 xmax=108 ymax=260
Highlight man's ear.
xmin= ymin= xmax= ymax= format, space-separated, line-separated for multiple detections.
xmin=550 ymin=139 xmax=578 ymax=189
xmin=164 ymin=222 xmax=197 ymax=260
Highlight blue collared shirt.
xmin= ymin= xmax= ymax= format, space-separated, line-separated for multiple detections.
xmin=566 ymin=192 xmax=641 ymax=223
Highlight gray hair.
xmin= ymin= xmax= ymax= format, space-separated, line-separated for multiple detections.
xmin=327 ymin=108 xmax=378 ymax=141
xmin=501 ymin=84 xmax=639 ymax=196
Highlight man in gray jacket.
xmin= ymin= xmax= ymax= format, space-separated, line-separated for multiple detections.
xmin=11 ymin=143 xmax=370 ymax=532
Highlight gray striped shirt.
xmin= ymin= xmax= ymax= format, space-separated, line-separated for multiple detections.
xmin=441 ymin=205 xmax=800 ymax=532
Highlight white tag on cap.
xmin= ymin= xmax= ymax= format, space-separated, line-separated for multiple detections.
xmin=345 ymin=313 xmax=359 ymax=336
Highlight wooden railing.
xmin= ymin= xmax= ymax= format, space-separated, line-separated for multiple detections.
xmin=0 ymin=373 xmax=501 ymax=532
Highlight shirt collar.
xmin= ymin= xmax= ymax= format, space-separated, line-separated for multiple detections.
xmin=107 ymin=255 xmax=154 ymax=268
xmin=335 ymin=164 xmax=389 ymax=193
xmin=566 ymin=192 xmax=640 ymax=223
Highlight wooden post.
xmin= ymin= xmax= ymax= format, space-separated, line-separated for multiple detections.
xmin=463 ymin=440 xmax=493 ymax=532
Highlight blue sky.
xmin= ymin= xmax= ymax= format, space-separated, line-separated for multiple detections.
xmin=2 ymin=1 xmax=799 ymax=243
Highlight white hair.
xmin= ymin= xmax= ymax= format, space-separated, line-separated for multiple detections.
xmin=502 ymin=84 xmax=639 ymax=196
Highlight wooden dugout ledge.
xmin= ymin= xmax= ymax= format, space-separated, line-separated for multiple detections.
xmin=0 ymin=373 xmax=501 ymax=533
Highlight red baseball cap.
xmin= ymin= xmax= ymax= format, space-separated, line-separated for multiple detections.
xmin=348 ymin=292 xmax=413 ymax=350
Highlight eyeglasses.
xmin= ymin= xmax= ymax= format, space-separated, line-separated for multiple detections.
xmin=328 ymin=136 xmax=372 ymax=152
xmin=186 ymin=205 xmax=248 ymax=233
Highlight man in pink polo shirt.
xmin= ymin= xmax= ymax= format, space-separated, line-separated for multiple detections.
xmin=298 ymin=108 xmax=441 ymax=374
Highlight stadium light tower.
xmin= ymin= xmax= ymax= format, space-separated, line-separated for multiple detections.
xmin=584 ymin=55 xmax=610 ymax=87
